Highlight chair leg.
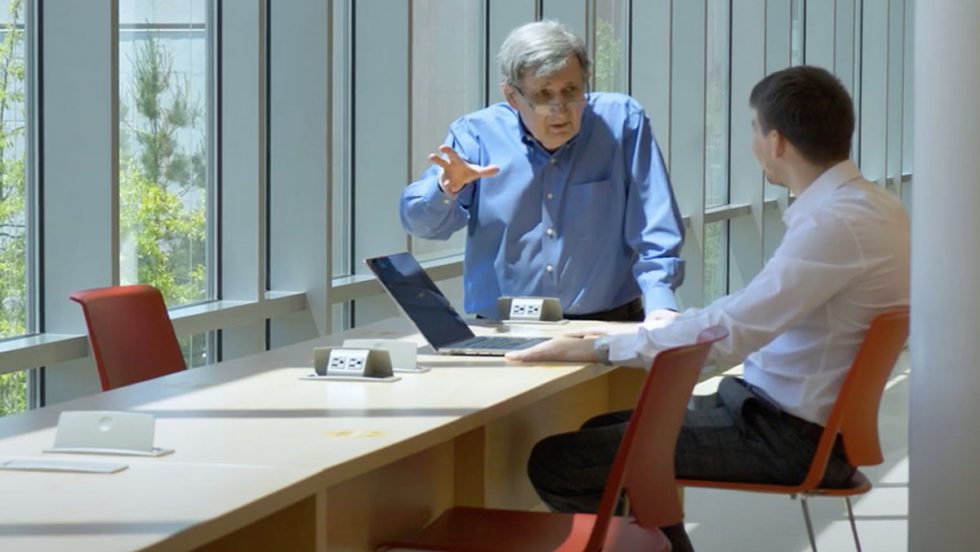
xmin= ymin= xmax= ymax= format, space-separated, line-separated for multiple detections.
xmin=800 ymin=496 xmax=818 ymax=552
xmin=844 ymin=497 xmax=862 ymax=552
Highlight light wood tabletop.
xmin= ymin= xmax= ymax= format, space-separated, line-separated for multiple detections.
xmin=0 ymin=317 xmax=645 ymax=552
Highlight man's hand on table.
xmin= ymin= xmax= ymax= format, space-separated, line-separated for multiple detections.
xmin=505 ymin=336 xmax=599 ymax=363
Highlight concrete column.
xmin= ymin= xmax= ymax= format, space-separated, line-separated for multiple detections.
xmin=910 ymin=1 xmax=980 ymax=549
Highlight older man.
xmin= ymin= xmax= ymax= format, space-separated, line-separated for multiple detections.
xmin=400 ymin=20 xmax=684 ymax=322
xmin=508 ymin=65 xmax=910 ymax=551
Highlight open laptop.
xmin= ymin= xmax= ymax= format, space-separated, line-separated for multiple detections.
xmin=365 ymin=252 xmax=548 ymax=356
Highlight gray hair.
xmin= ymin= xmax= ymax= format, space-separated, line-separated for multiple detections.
xmin=497 ymin=20 xmax=591 ymax=87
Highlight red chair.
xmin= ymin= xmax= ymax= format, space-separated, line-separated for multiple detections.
xmin=680 ymin=307 xmax=910 ymax=551
xmin=378 ymin=326 xmax=729 ymax=552
xmin=69 ymin=284 xmax=186 ymax=391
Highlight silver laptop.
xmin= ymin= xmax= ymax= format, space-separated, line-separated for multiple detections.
xmin=365 ymin=252 xmax=548 ymax=356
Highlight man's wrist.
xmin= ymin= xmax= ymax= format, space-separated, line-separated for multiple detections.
xmin=435 ymin=177 xmax=457 ymax=202
xmin=593 ymin=336 xmax=612 ymax=365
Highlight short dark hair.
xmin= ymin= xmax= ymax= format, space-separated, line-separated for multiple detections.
xmin=749 ymin=65 xmax=855 ymax=164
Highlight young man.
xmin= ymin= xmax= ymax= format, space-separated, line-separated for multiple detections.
xmin=507 ymin=65 xmax=910 ymax=551
xmin=400 ymin=20 xmax=684 ymax=322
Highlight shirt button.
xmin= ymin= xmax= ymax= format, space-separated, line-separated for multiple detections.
xmin=546 ymin=192 xmax=554 ymax=200
xmin=545 ymin=228 xmax=555 ymax=237
xmin=545 ymin=264 xmax=554 ymax=273
xmin=549 ymin=157 xmax=557 ymax=165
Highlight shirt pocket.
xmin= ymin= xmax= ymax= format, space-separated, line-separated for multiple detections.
xmin=563 ymin=178 xmax=619 ymax=237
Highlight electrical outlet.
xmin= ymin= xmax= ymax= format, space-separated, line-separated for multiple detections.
xmin=510 ymin=297 xmax=545 ymax=320
xmin=327 ymin=348 xmax=371 ymax=375
xmin=311 ymin=346 xmax=395 ymax=379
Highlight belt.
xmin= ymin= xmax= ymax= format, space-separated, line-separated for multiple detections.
xmin=736 ymin=378 xmax=825 ymax=439
xmin=564 ymin=298 xmax=644 ymax=322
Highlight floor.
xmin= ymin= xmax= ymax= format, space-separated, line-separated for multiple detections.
xmin=683 ymin=353 xmax=910 ymax=552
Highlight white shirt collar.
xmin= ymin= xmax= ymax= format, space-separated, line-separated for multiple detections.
xmin=783 ymin=160 xmax=862 ymax=223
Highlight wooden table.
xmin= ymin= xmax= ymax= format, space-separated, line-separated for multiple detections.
xmin=0 ymin=318 xmax=647 ymax=551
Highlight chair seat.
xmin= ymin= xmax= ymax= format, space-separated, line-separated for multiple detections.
xmin=680 ymin=468 xmax=872 ymax=497
xmin=808 ymin=469 xmax=872 ymax=497
xmin=379 ymin=506 xmax=670 ymax=552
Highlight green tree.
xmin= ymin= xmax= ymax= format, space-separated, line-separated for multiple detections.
xmin=120 ymin=30 xmax=207 ymax=366
xmin=593 ymin=19 xmax=622 ymax=92
xmin=0 ymin=0 xmax=26 ymax=417
xmin=120 ymin=31 xmax=206 ymax=307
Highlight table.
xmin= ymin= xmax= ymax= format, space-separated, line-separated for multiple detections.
xmin=0 ymin=318 xmax=648 ymax=551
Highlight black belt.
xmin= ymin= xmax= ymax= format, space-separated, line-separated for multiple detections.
xmin=564 ymin=298 xmax=644 ymax=322
xmin=736 ymin=378 xmax=825 ymax=439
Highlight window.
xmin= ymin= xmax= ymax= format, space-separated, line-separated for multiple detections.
xmin=593 ymin=0 xmax=629 ymax=93
xmin=704 ymin=1 xmax=731 ymax=301
xmin=118 ymin=0 xmax=211 ymax=364
xmin=703 ymin=221 xmax=729 ymax=304
xmin=0 ymin=0 xmax=29 ymax=416
xmin=791 ymin=0 xmax=804 ymax=66
xmin=408 ymin=0 xmax=484 ymax=262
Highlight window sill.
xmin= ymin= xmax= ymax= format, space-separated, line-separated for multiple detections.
xmin=0 ymin=291 xmax=308 ymax=376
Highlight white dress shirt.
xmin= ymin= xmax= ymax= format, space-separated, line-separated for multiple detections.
xmin=607 ymin=160 xmax=910 ymax=425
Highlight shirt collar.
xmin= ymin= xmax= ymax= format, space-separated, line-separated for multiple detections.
xmin=783 ymin=160 xmax=862 ymax=222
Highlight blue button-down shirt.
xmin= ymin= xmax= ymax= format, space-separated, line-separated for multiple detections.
xmin=400 ymin=92 xmax=684 ymax=319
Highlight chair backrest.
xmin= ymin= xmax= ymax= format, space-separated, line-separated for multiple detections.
xmin=69 ymin=284 xmax=186 ymax=391
xmin=585 ymin=325 xmax=728 ymax=551
xmin=798 ymin=307 xmax=910 ymax=490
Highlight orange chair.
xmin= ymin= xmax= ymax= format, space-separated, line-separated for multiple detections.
xmin=378 ymin=326 xmax=729 ymax=552
xmin=679 ymin=307 xmax=910 ymax=551
xmin=69 ymin=284 xmax=186 ymax=391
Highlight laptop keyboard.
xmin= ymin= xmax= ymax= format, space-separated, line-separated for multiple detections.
xmin=455 ymin=336 xmax=547 ymax=350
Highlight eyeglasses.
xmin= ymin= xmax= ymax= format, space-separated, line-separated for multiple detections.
xmin=512 ymin=83 xmax=588 ymax=116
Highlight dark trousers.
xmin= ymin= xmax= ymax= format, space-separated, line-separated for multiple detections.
xmin=526 ymin=377 xmax=856 ymax=552
xmin=565 ymin=297 xmax=644 ymax=322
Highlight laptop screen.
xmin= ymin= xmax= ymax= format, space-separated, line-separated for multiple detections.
xmin=365 ymin=252 xmax=475 ymax=349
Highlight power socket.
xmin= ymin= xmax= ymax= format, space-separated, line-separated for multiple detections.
xmin=313 ymin=347 xmax=394 ymax=378
xmin=509 ymin=297 xmax=544 ymax=320
xmin=328 ymin=349 xmax=369 ymax=375
xmin=496 ymin=296 xmax=563 ymax=322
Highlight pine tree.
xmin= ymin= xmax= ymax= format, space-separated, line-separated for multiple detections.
xmin=120 ymin=30 xmax=206 ymax=307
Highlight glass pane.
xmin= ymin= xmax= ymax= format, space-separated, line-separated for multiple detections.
xmin=118 ymin=0 xmax=209 ymax=307
xmin=0 ymin=0 xmax=28 ymax=340
xmin=0 ymin=370 xmax=26 ymax=417
xmin=409 ymin=0 xmax=484 ymax=262
xmin=0 ymin=0 xmax=30 ymax=418
xmin=703 ymin=221 xmax=729 ymax=304
xmin=593 ymin=0 xmax=629 ymax=92
xmin=181 ymin=331 xmax=209 ymax=368
xmin=705 ymin=0 xmax=730 ymax=208
xmin=791 ymin=0 xmax=805 ymax=66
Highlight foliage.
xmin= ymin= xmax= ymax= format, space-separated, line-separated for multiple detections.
xmin=119 ymin=159 xmax=205 ymax=305
xmin=120 ymin=28 xmax=208 ymax=367
xmin=0 ymin=370 xmax=24 ymax=415
xmin=593 ymin=18 xmax=622 ymax=92
xmin=120 ymin=31 xmax=206 ymax=307
xmin=0 ymin=15 xmax=209 ymax=417
xmin=0 ymin=0 xmax=26 ymax=416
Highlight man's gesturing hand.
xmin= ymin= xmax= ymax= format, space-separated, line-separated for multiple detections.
xmin=429 ymin=145 xmax=500 ymax=197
